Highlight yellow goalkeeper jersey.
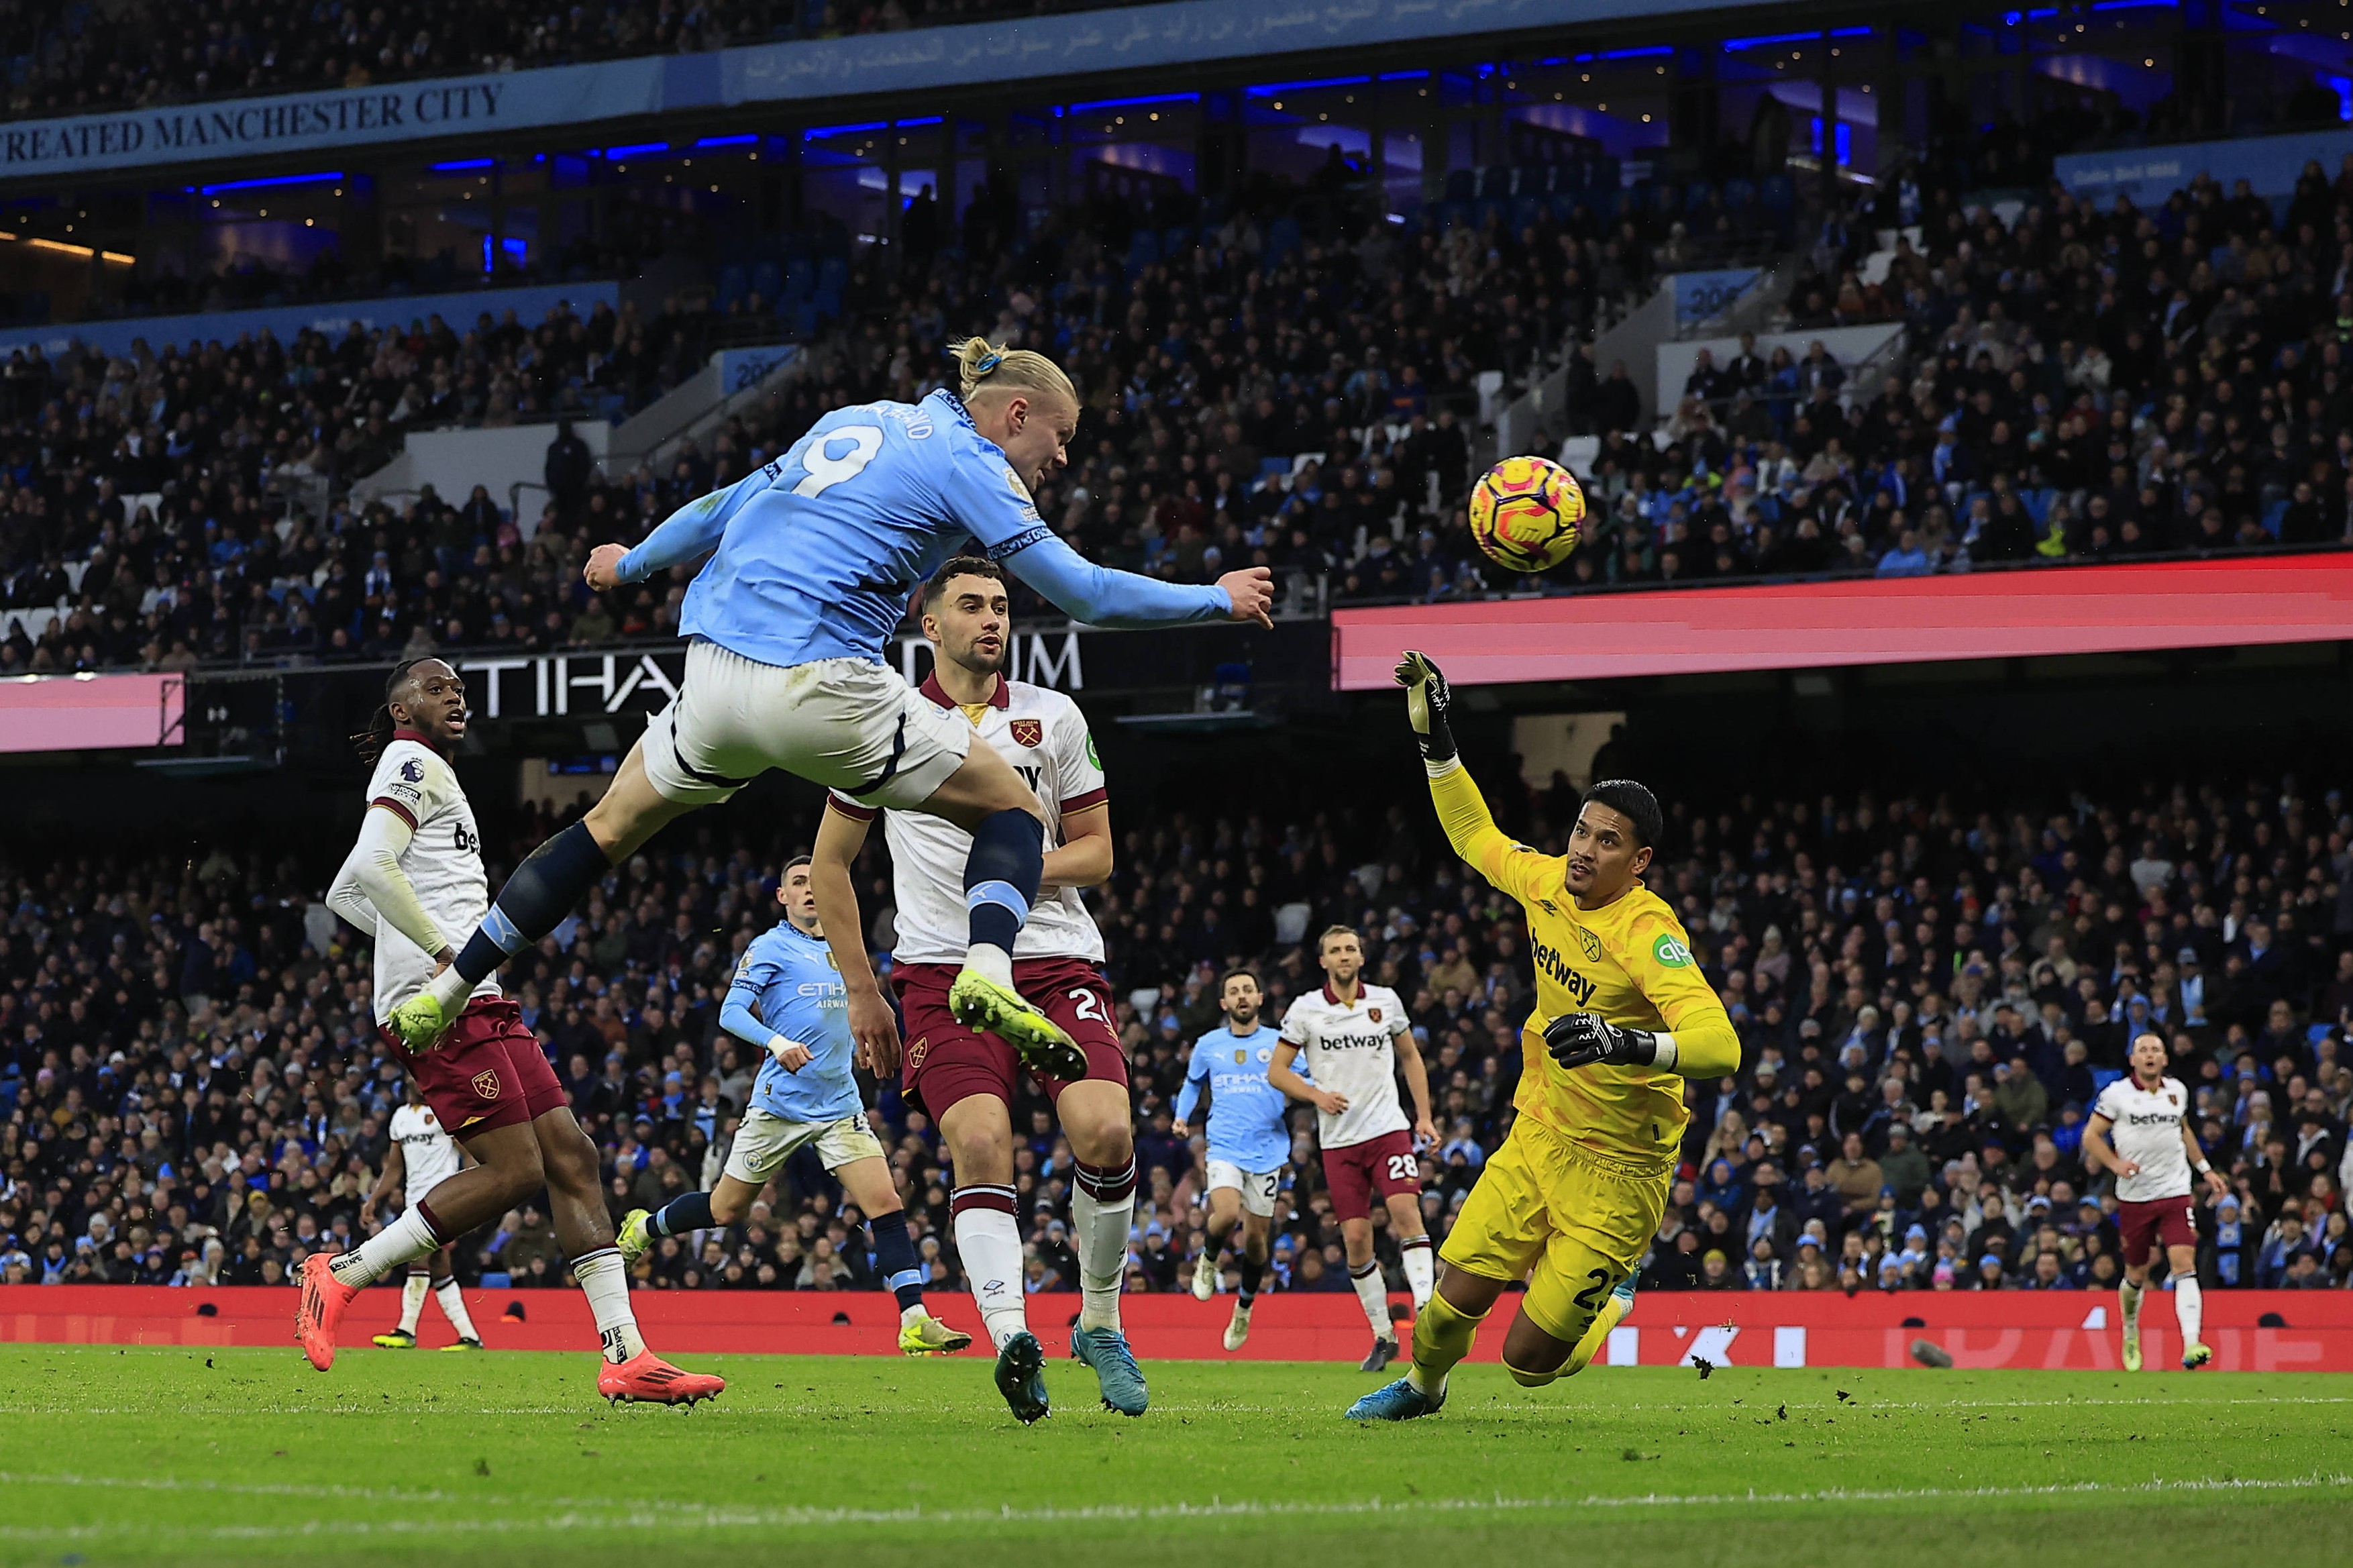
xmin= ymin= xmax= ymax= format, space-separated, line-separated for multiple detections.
xmin=1427 ymin=762 xmax=1739 ymax=1167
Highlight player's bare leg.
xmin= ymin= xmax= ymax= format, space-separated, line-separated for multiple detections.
xmin=1349 ymin=1265 xmax=1507 ymax=1421
xmin=393 ymin=743 xmax=694 ymax=1047
xmin=533 ymin=1106 xmax=723 ymax=1404
xmin=1058 ymin=1078 xmax=1147 ymax=1415
xmin=942 ymin=1094 xmax=1049 ymax=1422
xmin=1193 ymin=1185 xmax=1243 ymax=1300
xmin=300 ymin=1121 xmax=550 ymax=1370
xmin=1340 ymin=1216 xmax=1400 ymax=1371
xmin=1224 ymin=1209 xmax=1271 ymax=1351
xmin=920 ymin=750 xmax=1086 ymax=1080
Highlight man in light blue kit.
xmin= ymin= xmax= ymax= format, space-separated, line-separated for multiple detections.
xmin=617 ymin=856 xmax=970 ymax=1355
xmin=391 ymin=338 xmax=1275 ymax=1094
xmin=1173 ymin=969 xmax=1302 ymax=1351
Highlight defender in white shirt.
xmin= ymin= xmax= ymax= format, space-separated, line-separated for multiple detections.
xmin=363 ymin=1090 xmax=484 ymax=1350
xmin=1269 ymin=925 xmax=1437 ymax=1373
xmin=2085 ymin=1033 xmax=2230 ymax=1371
xmin=813 ymin=556 xmax=1142 ymax=1424
xmin=311 ymin=658 xmax=721 ymax=1406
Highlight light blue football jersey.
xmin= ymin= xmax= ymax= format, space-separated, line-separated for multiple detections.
xmin=723 ymin=921 xmax=863 ymax=1125
xmin=617 ymin=388 xmax=1231 ymax=668
xmin=1178 ymin=1024 xmax=1296 ymax=1173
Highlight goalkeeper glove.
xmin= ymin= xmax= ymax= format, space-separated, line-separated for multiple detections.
xmin=1393 ymin=648 xmax=1457 ymax=766
xmin=1544 ymin=1012 xmax=1669 ymax=1070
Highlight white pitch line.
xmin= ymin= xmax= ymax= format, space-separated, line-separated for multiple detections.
xmin=0 ymin=1471 xmax=2347 ymax=1544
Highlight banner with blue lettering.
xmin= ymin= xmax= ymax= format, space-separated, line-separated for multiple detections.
xmin=2054 ymin=129 xmax=2353 ymax=205
xmin=0 ymin=0 xmax=1781 ymax=181
xmin=0 ymin=280 xmax=623 ymax=362
xmin=1671 ymin=268 xmax=1759 ymax=325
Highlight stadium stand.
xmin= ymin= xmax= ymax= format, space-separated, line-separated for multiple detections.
xmin=4 ymin=760 xmax=2350 ymax=1299
xmin=12 ymin=149 xmax=2353 ymax=680
xmin=0 ymin=0 xmax=1160 ymax=117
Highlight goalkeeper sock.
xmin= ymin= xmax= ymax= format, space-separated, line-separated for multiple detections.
xmin=1406 ymin=1292 xmax=1487 ymax=1398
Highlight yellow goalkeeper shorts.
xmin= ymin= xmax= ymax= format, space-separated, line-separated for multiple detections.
xmin=1439 ymin=1115 xmax=1669 ymax=1348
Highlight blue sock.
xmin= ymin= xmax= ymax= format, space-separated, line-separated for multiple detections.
xmin=652 ymin=1190 xmax=715 ymax=1238
xmin=872 ymin=1208 xmax=925 ymax=1313
xmin=963 ymin=809 xmax=1043 ymax=955
xmin=456 ymin=821 xmax=611 ymax=983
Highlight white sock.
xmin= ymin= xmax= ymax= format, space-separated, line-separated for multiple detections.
xmin=2120 ymin=1279 xmax=2143 ymax=1330
xmin=1401 ymin=1236 xmax=1434 ymax=1312
xmin=1351 ymin=1261 xmax=1394 ymax=1341
xmin=572 ymin=1247 xmax=645 ymax=1363
xmin=965 ymin=941 xmax=1013 ymax=989
xmin=331 ymin=1204 xmax=443 ymax=1288
xmin=398 ymin=1272 xmax=429 ymax=1332
xmin=434 ymin=1276 xmax=479 ymax=1341
xmin=1072 ymin=1158 xmax=1137 ymax=1332
xmin=952 ymin=1190 xmax=1029 ymax=1350
xmin=425 ymin=964 xmax=472 ymax=1015
xmin=2174 ymin=1276 xmax=2203 ymax=1347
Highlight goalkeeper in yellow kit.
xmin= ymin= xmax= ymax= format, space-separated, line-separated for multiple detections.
xmin=1347 ymin=651 xmax=1740 ymax=1421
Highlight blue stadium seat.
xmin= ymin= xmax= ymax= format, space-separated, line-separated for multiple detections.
xmin=1683 ymin=180 xmax=1714 ymax=213
xmin=783 ymin=259 xmax=813 ymax=304
xmin=715 ymin=264 xmax=748 ymax=311
xmin=750 ymin=260 xmax=782 ymax=302
xmin=1760 ymin=174 xmax=1794 ymax=212
xmin=1126 ymin=228 xmax=1160 ymax=276
xmin=1162 ymin=225 xmax=1192 ymax=258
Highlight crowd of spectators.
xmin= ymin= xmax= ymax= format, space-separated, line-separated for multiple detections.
xmin=3 ymin=0 xmax=1157 ymax=119
xmin=3 ymin=749 xmax=2352 ymax=1305
xmin=14 ymin=142 xmax=2353 ymax=673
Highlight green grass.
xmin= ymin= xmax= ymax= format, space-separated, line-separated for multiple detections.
xmin=1 ymin=1349 xmax=2350 ymax=1567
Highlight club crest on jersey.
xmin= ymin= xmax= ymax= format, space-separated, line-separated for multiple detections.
xmin=400 ymin=760 xmax=424 ymax=783
xmin=471 ymin=1069 xmax=501 ymax=1101
xmin=1367 ymin=1006 xmax=1382 ymax=1023
xmin=1577 ymin=928 xmax=1604 ymax=963
xmin=1010 ymin=718 xmax=1044 ymax=748
xmin=1257 ymin=1047 xmax=1272 ymax=1063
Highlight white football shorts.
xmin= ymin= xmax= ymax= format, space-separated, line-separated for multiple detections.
xmin=641 ymin=639 xmax=972 ymax=813
xmin=723 ymin=1108 xmax=888 ymax=1184
xmin=1204 ymin=1159 xmax=1282 ymax=1218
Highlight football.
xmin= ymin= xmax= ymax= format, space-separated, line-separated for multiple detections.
xmin=1467 ymin=454 xmax=1587 ymax=572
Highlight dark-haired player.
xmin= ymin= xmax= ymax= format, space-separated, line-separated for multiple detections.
xmin=1174 ymin=968 xmax=1296 ymax=1351
xmin=1271 ymin=927 xmax=1436 ymax=1373
xmin=315 ymin=657 xmax=722 ymax=1405
xmin=1349 ymin=651 xmax=1738 ymax=1422
xmin=812 ymin=556 xmax=1142 ymax=1423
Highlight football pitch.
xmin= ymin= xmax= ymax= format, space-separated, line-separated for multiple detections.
xmin=2 ymin=1349 xmax=2350 ymax=1567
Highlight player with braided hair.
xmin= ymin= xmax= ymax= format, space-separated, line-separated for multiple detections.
xmin=312 ymin=657 xmax=723 ymax=1405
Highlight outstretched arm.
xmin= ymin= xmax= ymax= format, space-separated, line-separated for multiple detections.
xmin=811 ymin=801 xmax=897 ymax=1076
xmin=1397 ymin=651 xmax=1554 ymax=906
xmin=1002 ymin=532 xmax=1271 ymax=629
xmin=595 ymin=466 xmax=774 ymax=585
